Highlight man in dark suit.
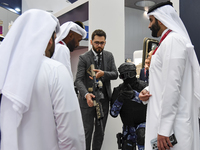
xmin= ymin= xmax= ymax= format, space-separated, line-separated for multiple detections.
xmin=139 ymin=58 xmax=150 ymax=83
xmin=75 ymin=29 xmax=118 ymax=150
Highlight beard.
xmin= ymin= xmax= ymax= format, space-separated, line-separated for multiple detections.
xmin=92 ymin=45 xmax=104 ymax=54
xmin=150 ymin=19 xmax=160 ymax=37
xmin=67 ymin=38 xmax=76 ymax=52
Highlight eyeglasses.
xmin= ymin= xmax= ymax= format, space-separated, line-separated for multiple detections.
xmin=94 ymin=41 xmax=105 ymax=46
xmin=119 ymin=72 xmax=136 ymax=80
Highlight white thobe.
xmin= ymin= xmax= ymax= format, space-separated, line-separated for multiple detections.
xmin=145 ymin=30 xmax=200 ymax=149
xmin=52 ymin=42 xmax=73 ymax=79
xmin=1 ymin=57 xmax=85 ymax=150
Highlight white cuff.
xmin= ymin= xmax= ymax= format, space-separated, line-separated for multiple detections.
xmin=142 ymin=86 xmax=149 ymax=105
xmin=84 ymin=93 xmax=88 ymax=99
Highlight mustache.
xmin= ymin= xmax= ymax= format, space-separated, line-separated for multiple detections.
xmin=97 ymin=47 xmax=103 ymax=50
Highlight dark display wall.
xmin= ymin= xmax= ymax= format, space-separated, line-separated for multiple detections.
xmin=180 ymin=0 xmax=200 ymax=63
xmin=0 ymin=0 xmax=21 ymax=14
xmin=0 ymin=0 xmax=78 ymax=15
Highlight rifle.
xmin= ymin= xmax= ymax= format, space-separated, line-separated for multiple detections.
xmin=87 ymin=64 xmax=104 ymax=135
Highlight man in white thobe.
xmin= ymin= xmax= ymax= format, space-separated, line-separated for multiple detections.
xmin=0 ymin=9 xmax=85 ymax=150
xmin=52 ymin=21 xmax=86 ymax=79
xmin=139 ymin=1 xmax=200 ymax=150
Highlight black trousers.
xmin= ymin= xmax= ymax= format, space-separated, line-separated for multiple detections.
xmin=81 ymin=99 xmax=109 ymax=150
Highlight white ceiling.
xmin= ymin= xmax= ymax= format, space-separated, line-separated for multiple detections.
xmin=125 ymin=0 xmax=169 ymax=11
xmin=22 ymin=0 xmax=72 ymax=14
xmin=22 ymin=0 xmax=169 ymax=15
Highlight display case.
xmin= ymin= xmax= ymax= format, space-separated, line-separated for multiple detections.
xmin=142 ymin=37 xmax=159 ymax=67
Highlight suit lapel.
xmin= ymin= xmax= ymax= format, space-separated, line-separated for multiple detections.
xmin=102 ymin=51 xmax=107 ymax=71
xmin=88 ymin=49 xmax=95 ymax=67
xmin=88 ymin=49 xmax=107 ymax=70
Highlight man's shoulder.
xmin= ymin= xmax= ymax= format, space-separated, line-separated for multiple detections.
xmin=55 ymin=43 xmax=69 ymax=52
xmin=167 ymin=31 xmax=187 ymax=44
xmin=42 ymin=57 xmax=65 ymax=68
xmin=52 ymin=43 xmax=69 ymax=59
xmin=103 ymin=50 xmax=113 ymax=55
xmin=140 ymin=68 xmax=145 ymax=71
xmin=80 ymin=50 xmax=92 ymax=57
xmin=164 ymin=31 xmax=188 ymax=55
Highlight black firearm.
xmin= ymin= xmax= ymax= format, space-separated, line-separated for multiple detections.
xmin=87 ymin=64 xmax=104 ymax=135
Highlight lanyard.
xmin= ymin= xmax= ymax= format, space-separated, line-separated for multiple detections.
xmin=58 ymin=41 xmax=64 ymax=45
xmin=152 ymin=29 xmax=172 ymax=55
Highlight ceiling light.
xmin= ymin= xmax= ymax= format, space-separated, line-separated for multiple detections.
xmin=1 ymin=2 xmax=9 ymax=6
xmin=15 ymin=8 xmax=21 ymax=12
xmin=135 ymin=1 xmax=155 ymax=8
xmin=46 ymin=10 xmax=53 ymax=12
xmin=143 ymin=11 xmax=148 ymax=17
xmin=8 ymin=8 xmax=17 ymax=13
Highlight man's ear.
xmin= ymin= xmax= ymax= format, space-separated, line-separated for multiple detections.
xmin=68 ymin=32 xmax=74 ymax=40
xmin=90 ymin=40 xmax=93 ymax=45
xmin=158 ymin=20 xmax=163 ymax=26
xmin=158 ymin=20 xmax=167 ymax=30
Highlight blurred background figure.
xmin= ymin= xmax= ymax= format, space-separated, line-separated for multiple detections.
xmin=139 ymin=58 xmax=150 ymax=84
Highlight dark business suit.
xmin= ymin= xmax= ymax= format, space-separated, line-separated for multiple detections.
xmin=139 ymin=68 xmax=149 ymax=83
xmin=75 ymin=49 xmax=118 ymax=150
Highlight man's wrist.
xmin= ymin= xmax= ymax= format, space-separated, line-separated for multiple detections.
xmin=144 ymin=86 xmax=149 ymax=91
xmin=85 ymin=93 xmax=89 ymax=99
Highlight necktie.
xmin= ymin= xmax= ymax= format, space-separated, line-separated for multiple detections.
xmin=98 ymin=54 xmax=101 ymax=69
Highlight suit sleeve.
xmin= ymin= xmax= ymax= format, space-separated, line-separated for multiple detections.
xmin=51 ymin=65 xmax=85 ymax=150
xmin=74 ymin=55 xmax=88 ymax=98
xmin=102 ymin=53 xmax=118 ymax=81
xmin=158 ymin=36 xmax=187 ymax=136
xmin=139 ymin=69 xmax=143 ymax=80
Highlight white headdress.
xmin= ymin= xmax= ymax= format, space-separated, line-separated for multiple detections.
xmin=148 ymin=4 xmax=200 ymax=101
xmin=148 ymin=5 xmax=191 ymax=43
xmin=55 ymin=21 xmax=87 ymax=44
xmin=0 ymin=9 xmax=60 ymax=126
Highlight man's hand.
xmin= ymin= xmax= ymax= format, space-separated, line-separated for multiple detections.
xmin=86 ymin=93 xmax=95 ymax=107
xmin=93 ymin=69 xmax=104 ymax=79
xmin=157 ymin=134 xmax=173 ymax=150
xmin=89 ymin=69 xmax=104 ymax=80
xmin=118 ymin=84 xmax=135 ymax=103
xmin=145 ymin=64 xmax=149 ymax=70
xmin=139 ymin=89 xmax=152 ymax=101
